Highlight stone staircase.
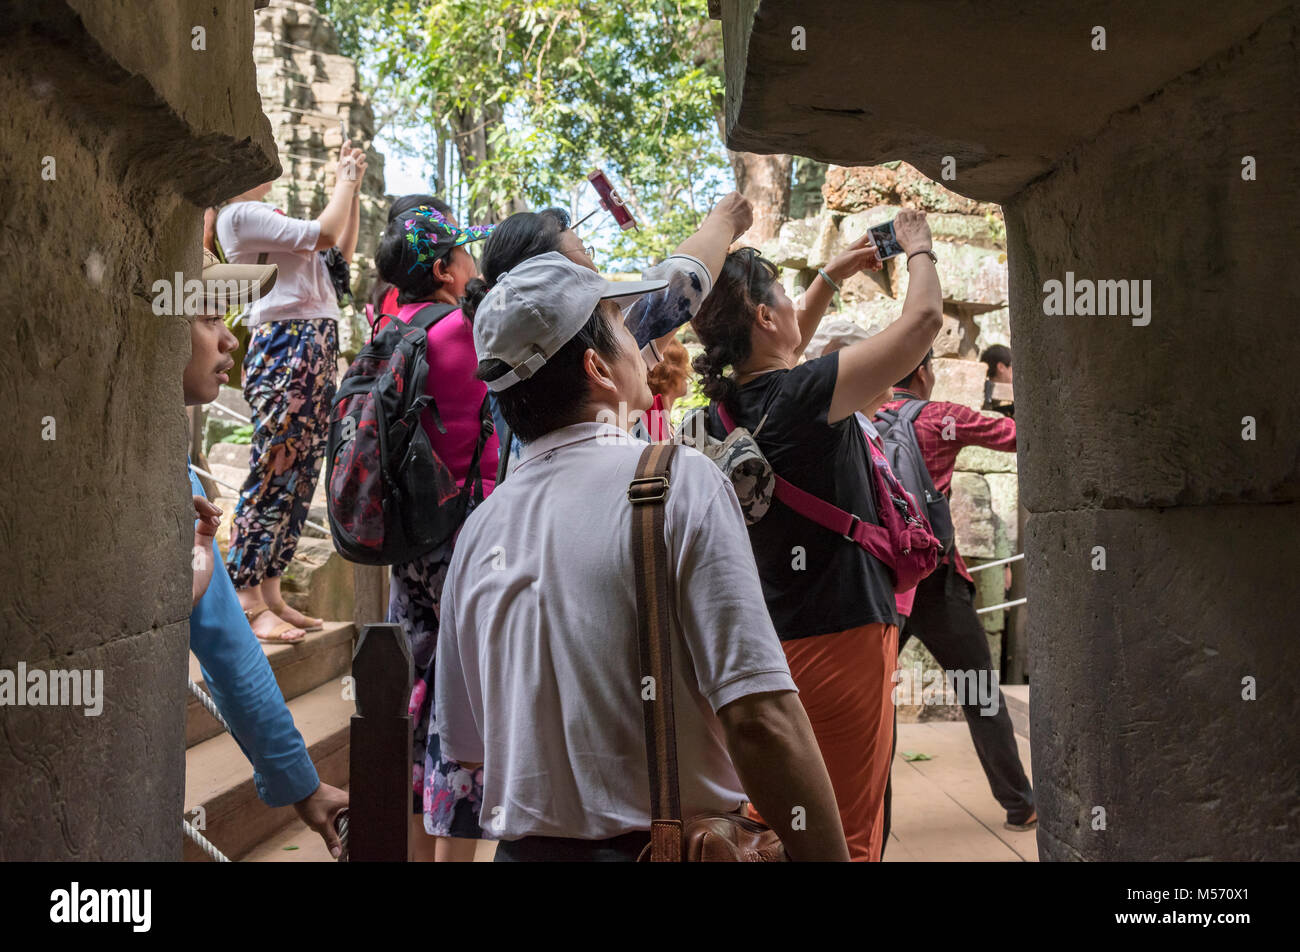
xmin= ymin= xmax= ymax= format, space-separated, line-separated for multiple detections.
xmin=183 ymin=622 xmax=355 ymax=862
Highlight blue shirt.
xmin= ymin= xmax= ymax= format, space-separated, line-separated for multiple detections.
xmin=188 ymin=465 xmax=319 ymax=807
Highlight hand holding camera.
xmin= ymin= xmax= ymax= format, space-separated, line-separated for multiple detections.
xmin=892 ymin=208 xmax=932 ymax=255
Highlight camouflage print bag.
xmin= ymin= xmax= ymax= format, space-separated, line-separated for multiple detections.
xmin=679 ymin=407 xmax=775 ymax=525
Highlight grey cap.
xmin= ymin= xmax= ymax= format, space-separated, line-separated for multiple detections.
xmin=473 ymin=251 xmax=668 ymax=392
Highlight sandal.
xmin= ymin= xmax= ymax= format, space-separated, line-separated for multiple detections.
xmin=244 ymin=607 xmax=306 ymax=645
xmin=267 ymin=602 xmax=324 ymax=632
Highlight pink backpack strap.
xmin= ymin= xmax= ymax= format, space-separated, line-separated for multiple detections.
xmin=714 ymin=402 xmax=895 ymax=567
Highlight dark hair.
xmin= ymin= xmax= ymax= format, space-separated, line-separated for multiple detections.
xmin=461 ymin=207 xmax=571 ymax=323
xmin=374 ymin=214 xmax=461 ymax=306
xmin=388 ymin=194 xmax=453 ymax=224
xmin=690 ymin=247 xmax=778 ymax=405
xmin=980 ymin=344 xmax=1012 ymax=378
xmin=476 ymin=302 xmax=624 ymax=443
xmin=369 ymin=195 xmax=455 ymax=315
xmin=895 ymin=348 xmax=935 ymax=389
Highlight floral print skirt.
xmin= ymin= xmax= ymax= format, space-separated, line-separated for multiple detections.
xmin=389 ymin=530 xmax=488 ymax=840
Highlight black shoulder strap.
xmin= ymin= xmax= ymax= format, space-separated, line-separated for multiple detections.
xmin=407 ymin=302 xmax=457 ymax=332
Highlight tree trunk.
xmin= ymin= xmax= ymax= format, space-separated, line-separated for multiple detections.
xmin=449 ymin=106 xmax=529 ymax=225
xmin=726 ymin=149 xmax=792 ymax=245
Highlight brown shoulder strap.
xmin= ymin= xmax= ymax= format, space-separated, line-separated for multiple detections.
xmin=257 ymin=252 xmax=268 ymax=264
xmin=629 ymin=441 xmax=683 ymax=862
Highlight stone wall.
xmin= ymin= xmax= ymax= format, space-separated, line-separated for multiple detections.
xmin=0 ymin=0 xmax=278 ymax=859
xmin=252 ymin=0 xmax=388 ymax=358
xmin=763 ymin=162 xmax=1021 ymax=715
xmin=718 ymin=0 xmax=1299 ymax=860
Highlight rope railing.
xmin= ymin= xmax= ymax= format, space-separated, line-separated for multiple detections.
xmin=188 ymin=463 xmax=331 ymax=537
xmin=188 ymin=678 xmax=231 ymax=733
xmin=184 ymin=819 xmax=231 ymax=863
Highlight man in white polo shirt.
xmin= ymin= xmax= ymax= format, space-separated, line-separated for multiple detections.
xmin=434 ymin=253 xmax=848 ymax=862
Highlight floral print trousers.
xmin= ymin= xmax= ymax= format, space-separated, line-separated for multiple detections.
xmin=389 ymin=529 xmax=488 ymax=840
xmin=226 ymin=319 xmax=338 ymax=589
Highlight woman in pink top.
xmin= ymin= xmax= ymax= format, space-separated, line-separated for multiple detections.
xmin=373 ymin=205 xmax=496 ymax=863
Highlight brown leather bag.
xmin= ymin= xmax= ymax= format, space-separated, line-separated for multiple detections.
xmin=628 ymin=442 xmax=789 ymax=863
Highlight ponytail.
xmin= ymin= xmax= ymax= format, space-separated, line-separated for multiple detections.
xmin=691 ymin=247 xmax=779 ymax=408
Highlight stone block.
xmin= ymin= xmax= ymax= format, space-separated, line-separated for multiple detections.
xmin=209 ymin=442 xmax=252 ymax=470
xmin=930 ymin=357 xmax=987 ymax=408
xmin=806 ymin=213 xmax=842 ymax=271
xmin=839 ymin=206 xmax=897 ymax=243
xmin=840 ymin=269 xmax=890 ymax=303
xmin=928 ymin=212 xmax=1007 ymax=249
xmin=985 ymin=473 xmax=1021 ymax=554
xmin=822 ymin=164 xmax=898 ymax=213
xmin=950 ymin=472 xmax=995 ymax=558
xmin=280 ymin=536 xmax=355 ymax=622
xmin=973 ymin=306 xmax=1012 ymax=352
xmin=932 ymin=314 xmax=967 ymax=358
xmin=894 ymin=640 xmax=964 ymax=724
xmin=834 ymin=298 xmax=904 ymax=338
xmin=896 ymin=241 xmax=1008 ymax=307
xmin=894 ymin=163 xmax=1002 ymax=216
xmin=968 ymin=556 xmax=1008 ymax=634
xmin=956 ymin=442 xmax=1018 ymax=474
xmin=1028 ymin=505 xmax=1299 ymax=860
xmin=771 ymin=216 xmax=822 ymax=269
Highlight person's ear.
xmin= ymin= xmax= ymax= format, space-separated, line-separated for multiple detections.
xmin=583 ymin=347 xmax=618 ymax=395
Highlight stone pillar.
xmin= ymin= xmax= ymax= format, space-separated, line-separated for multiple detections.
xmin=0 ymin=0 xmax=278 ymax=860
xmin=1005 ymin=9 xmax=1300 ymax=860
xmin=253 ymin=0 xmax=389 ymax=359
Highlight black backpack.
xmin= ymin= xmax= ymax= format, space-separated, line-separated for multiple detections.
xmin=325 ymin=303 xmax=493 ymax=565
xmin=873 ymin=400 xmax=955 ymax=554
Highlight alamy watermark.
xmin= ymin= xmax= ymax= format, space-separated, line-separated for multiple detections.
xmin=0 ymin=663 xmax=103 ymax=716
xmin=1042 ymin=272 xmax=1151 ymax=326
xmin=891 ymin=663 xmax=1000 ymax=716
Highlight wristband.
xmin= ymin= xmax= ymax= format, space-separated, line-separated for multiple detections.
xmin=907 ymin=249 xmax=937 ymax=265
xmin=817 ymin=268 xmax=841 ymax=292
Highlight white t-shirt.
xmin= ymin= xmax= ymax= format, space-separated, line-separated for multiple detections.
xmin=435 ymin=421 xmax=796 ymax=841
xmin=216 ymin=202 xmax=339 ymax=327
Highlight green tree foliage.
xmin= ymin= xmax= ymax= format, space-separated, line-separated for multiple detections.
xmin=318 ymin=0 xmax=729 ymax=265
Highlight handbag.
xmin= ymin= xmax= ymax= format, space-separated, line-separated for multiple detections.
xmin=628 ymin=441 xmax=789 ymax=862
xmin=715 ymin=403 xmax=940 ymax=593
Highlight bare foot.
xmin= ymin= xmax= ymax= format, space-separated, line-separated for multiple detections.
xmin=244 ymin=605 xmax=306 ymax=644
xmin=266 ymin=599 xmax=323 ymax=631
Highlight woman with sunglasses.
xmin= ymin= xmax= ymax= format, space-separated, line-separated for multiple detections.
xmin=690 ymin=209 xmax=942 ymax=861
xmin=462 ymin=192 xmax=754 ymax=472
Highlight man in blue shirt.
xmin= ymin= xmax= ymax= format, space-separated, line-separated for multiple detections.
xmin=186 ymin=250 xmax=347 ymax=856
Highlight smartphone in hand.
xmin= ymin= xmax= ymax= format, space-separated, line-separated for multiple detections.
xmin=588 ymin=169 xmax=637 ymax=231
xmin=868 ymin=220 xmax=905 ymax=258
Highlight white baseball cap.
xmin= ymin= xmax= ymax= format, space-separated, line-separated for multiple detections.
xmin=473 ymin=252 xmax=668 ymax=392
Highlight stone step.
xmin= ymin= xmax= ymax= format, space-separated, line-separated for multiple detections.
xmin=186 ymin=621 xmax=355 ymax=747
xmin=183 ymin=679 xmax=352 ymax=862
xmin=1002 ymin=683 xmax=1029 ymax=741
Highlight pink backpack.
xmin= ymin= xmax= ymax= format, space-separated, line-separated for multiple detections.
xmin=716 ymin=404 xmax=940 ymax=593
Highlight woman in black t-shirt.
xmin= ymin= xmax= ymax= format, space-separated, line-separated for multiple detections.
xmin=691 ymin=209 xmax=942 ymax=861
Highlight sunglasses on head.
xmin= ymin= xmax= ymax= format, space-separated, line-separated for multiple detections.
xmin=732 ymin=246 xmax=778 ymax=282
